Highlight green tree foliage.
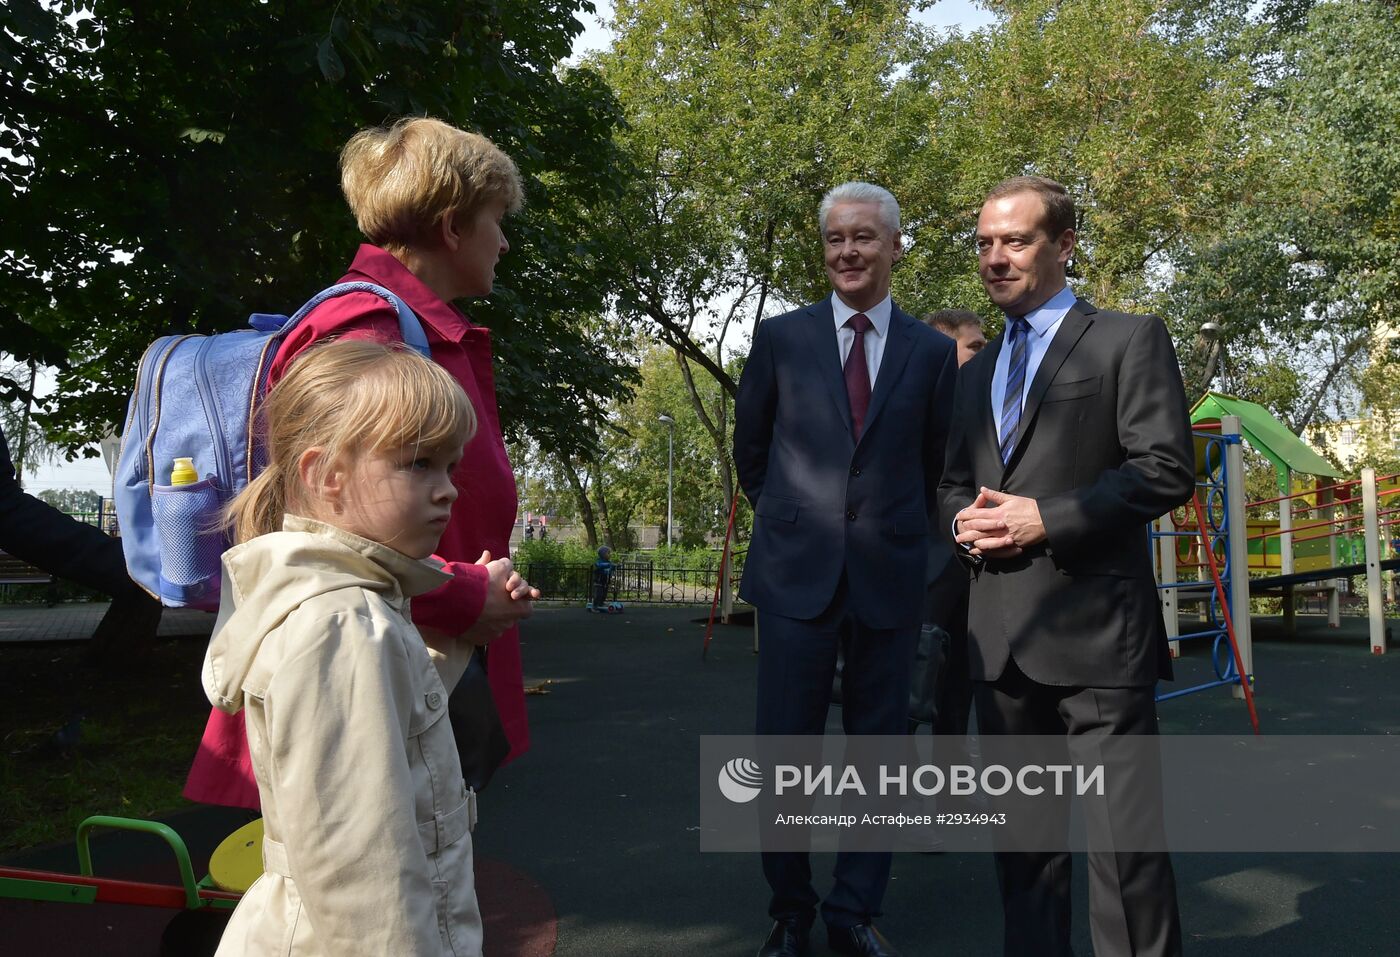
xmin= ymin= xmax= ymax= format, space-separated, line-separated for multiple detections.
xmin=526 ymin=342 xmax=745 ymax=549
xmin=0 ymin=360 xmax=58 ymax=477
xmin=606 ymin=344 xmax=741 ymax=547
xmin=36 ymin=487 xmax=105 ymax=516
xmin=1165 ymin=0 xmax=1400 ymax=429
xmin=600 ymin=0 xmax=1267 ymax=351
xmin=0 ymin=0 xmax=631 ymax=456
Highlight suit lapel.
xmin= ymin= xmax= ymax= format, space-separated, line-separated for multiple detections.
xmin=801 ymin=300 xmax=853 ymax=435
xmin=1003 ymin=299 xmax=1096 ymax=473
xmin=977 ymin=334 xmax=1005 ymax=464
xmin=860 ymin=307 xmax=916 ymax=445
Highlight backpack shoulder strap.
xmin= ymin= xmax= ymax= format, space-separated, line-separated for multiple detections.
xmin=281 ymin=281 xmax=431 ymax=358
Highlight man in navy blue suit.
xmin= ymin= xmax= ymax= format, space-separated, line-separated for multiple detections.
xmin=734 ymin=182 xmax=958 ymax=957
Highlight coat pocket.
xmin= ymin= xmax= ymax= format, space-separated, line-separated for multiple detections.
xmin=1042 ymin=375 xmax=1102 ymax=402
xmin=755 ymin=494 xmax=799 ymax=523
xmin=409 ymin=668 xmax=469 ymax=856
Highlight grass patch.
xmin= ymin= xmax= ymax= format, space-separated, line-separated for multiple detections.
xmin=0 ymin=637 xmax=210 ymax=855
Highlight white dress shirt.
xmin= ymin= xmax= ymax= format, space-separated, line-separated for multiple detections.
xmin=831 ymin=293 xmax=892 ymax=387
xmin=990 ymin=284 xmax=1077 ymax=438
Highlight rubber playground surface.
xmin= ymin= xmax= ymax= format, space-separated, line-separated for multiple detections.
xmin=3 ymin=604 xmax=1399 ymax=956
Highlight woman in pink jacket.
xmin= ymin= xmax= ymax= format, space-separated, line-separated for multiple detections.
xmin=185 ymin=117 xmax=535 ymax=808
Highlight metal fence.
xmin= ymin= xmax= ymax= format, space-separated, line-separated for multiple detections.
xmin=60 ymin=498 xmax=118 ymax=534
xmin=526 ymin=553 xmax=746 ymax=606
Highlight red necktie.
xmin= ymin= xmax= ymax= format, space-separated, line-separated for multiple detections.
xmin=843 ymin=312 xmax=873 ymax=441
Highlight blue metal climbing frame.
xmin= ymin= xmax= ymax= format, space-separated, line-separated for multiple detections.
xmin=1152 ymin=426 xmax=1254 ymax=704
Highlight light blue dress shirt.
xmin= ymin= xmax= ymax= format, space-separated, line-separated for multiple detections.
xmin=990 ymin=285 xmax=1078 ymax=439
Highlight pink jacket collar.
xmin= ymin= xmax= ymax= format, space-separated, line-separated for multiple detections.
xmin=342 ymin=244 xmax=475 ymax=345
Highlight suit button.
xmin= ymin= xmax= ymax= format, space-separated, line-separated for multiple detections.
xmin=847 ymin=510 xmax=857 ymax=521
xmin=426 ymin=692 xmax=442 ymax=710
xmin=850 ymin=466 xmax=861 ymax=477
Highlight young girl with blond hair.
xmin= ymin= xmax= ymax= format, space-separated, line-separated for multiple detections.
xmin=205 ymin=338 xmax=526 ymax=956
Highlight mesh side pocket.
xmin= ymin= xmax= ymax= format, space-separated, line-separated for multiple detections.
xmin=152 ymin=479 xmax=225 ymax=608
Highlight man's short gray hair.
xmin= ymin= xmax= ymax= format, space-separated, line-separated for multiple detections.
xmin=819 ymin=182 xmax=901 ymax=237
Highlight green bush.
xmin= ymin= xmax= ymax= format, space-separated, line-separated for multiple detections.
xmin=513 ymin=539 xmax=730 ymax=572
xmin=513 ymin=537 xmax=598 ymax=567
xmin=621 ymin=544 xmax=727 ymax=570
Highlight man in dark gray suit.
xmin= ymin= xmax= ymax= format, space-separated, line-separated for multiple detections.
xmin=939 ymin=176 xmax=1193 ymax=957
xmin=734 ymin=182 xmax=957 ymax=957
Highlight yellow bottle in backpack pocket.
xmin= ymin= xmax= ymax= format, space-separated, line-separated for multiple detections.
xmin=170 ymin=457 xmax=197 ymax=486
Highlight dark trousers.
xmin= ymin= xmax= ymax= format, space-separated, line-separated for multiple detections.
xmin=590 ymin=564 xmax=611 ymax=607
xmin=974 ymin=658 xmax=1182 ymax=957
xmin=755 ymin=590 xmax=917 ymax=930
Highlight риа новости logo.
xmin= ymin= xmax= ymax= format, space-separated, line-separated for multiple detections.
xmin=718 ymin=757 xmax=764 ymax=803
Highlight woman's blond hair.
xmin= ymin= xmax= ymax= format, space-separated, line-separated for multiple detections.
xmin=227 ymin=338 xmax=476 ymax=544
xmin=340 ymin=117 xmax=525 ymax=253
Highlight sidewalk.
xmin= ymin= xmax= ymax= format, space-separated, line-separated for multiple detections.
xmin=0 ymin=600 xmax=213 ymax=643
xmin=4 ymin=603 xmax=1400 ymax=955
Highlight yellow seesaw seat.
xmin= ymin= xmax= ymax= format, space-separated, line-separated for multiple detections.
xmin=208 ymin=818 xmax=265 ymax=893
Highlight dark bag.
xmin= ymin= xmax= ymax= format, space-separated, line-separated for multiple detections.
xmin=907 ymin=623 xmax=948 ymax=727
xmin=447 ymin=648 xmax=510 ymax=792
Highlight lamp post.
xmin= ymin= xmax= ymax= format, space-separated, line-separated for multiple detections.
xmin=1198 ymin=321 xmax=1223 ymax=394
xmin=658 ymin=413 xmax=675 ymax=548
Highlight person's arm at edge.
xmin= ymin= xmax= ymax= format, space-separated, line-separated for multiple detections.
xmin=0 ymin=425 xmax=134 ymax=594
xmin=923 ymin=334 xmax=958 ymax=525
xmin=733 ymin=317 xmax=778 ymax=508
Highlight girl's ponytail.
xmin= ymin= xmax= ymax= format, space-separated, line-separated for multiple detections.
xmin=226 ymin=461 xmax=287 ymax=545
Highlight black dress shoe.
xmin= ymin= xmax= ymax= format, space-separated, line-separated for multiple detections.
xmin=827 ymin=922 xmax=901 ymax=957
xmin=757 ymin=918 xmax=810 ymax=957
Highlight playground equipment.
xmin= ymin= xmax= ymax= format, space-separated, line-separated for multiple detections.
xmin=1151 ymin=416 xmax=1259 ymax=731
xmin=1192 ymin=392 xmax=1350 ymax=625
xmin=1155 ymin=394 xmax=1398 ymax=688
xmin=1179 ymin=393 xmax=1399 ymax=656
xmin=1240 ymin=469 xmax=1400 ymax=654
xmin=0 ymin=815 xmax=244 ymax=955
xmin=703 ymin=491 xmax=745 ymax=658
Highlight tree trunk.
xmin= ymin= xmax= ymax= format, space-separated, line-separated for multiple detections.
xmin=13 ymin=358 xmax=37 ymax=487
xmin=562 ymin=459 xmax=598 ymax=549
xmin=591 ymin=459 xmax=619 ymax=549
xmin=674 ymin=350 xmax=736 ymax=526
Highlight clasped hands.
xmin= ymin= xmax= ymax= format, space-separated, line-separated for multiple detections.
xmin=954 ymin=487 xmax=1046 ymax=560
xmin=421 ymin=550 xmax=540 ymax=651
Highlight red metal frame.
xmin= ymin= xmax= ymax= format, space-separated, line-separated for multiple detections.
xmin=1190 ymin=491 xmax=1261 ymax=735
xmin=703 ymin=492 xmax=742 ymax=658
xmin=0 ymin=865 xmax=240 ymax=910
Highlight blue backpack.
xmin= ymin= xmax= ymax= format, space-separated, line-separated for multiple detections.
xmin=114 ymin=282 xmax=431 ymax=610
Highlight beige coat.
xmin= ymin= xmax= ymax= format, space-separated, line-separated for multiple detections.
xmin=204 ymin=515 xmax=482 ymax=956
